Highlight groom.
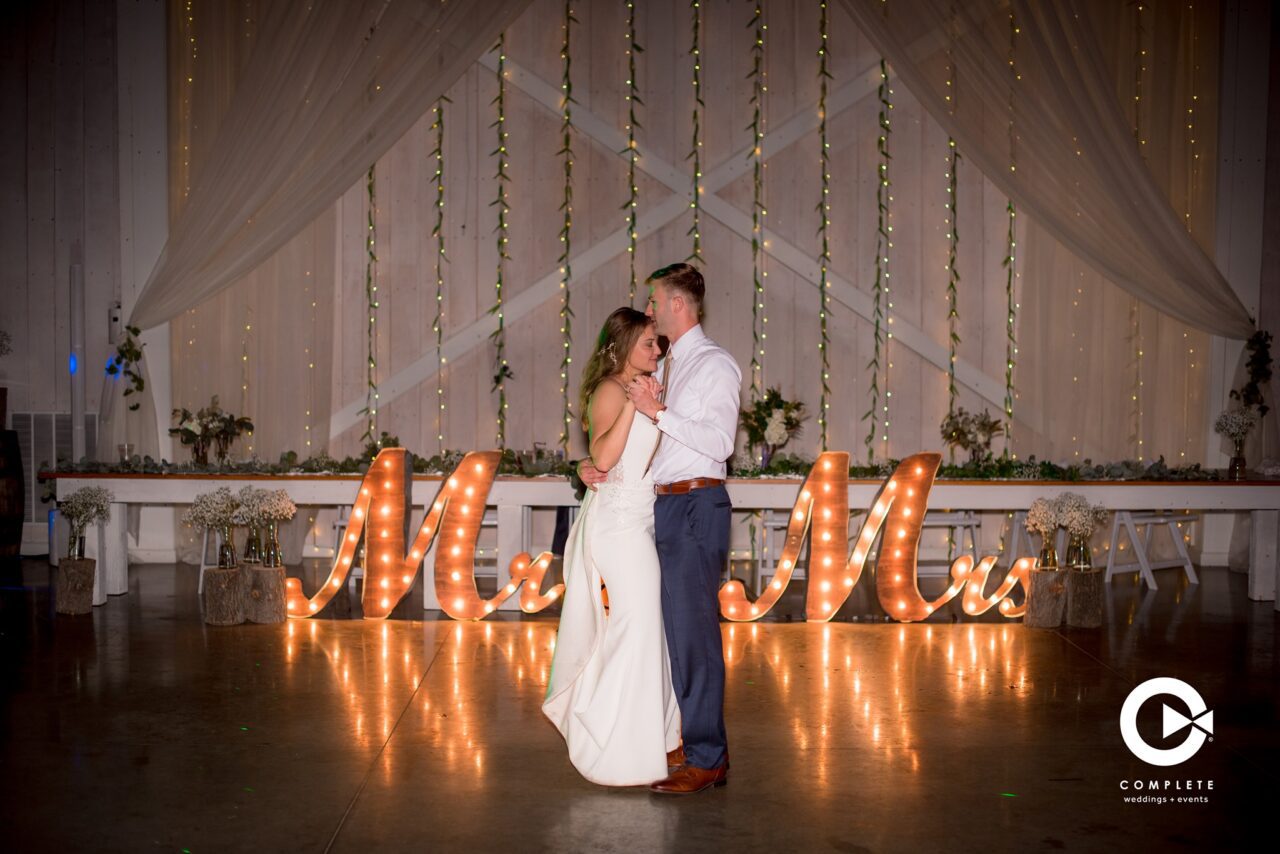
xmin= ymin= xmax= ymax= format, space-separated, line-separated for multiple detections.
xmin=580 ymin=263 xmax=741 ymax=794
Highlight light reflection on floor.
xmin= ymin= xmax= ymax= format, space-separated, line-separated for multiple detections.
xmin=1 ymin=560 xmax=1275 ymax=851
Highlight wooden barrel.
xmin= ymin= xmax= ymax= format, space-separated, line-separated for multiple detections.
xmin=0 ymin=430 xmax=25 ymax=557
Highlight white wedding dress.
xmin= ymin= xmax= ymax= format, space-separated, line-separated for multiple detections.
xmin=543 ymin=409 xmax=681 ymax=786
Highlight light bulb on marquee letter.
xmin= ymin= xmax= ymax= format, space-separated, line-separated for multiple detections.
xmin=717 ymin=451 xmax=1029 ymax=624
xmin=286 ymin=448 xmax=565 ymax=622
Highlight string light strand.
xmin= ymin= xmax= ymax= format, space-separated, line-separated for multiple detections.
xmin=817 ymin=2 xmax=832 ymax=450
xmin=624 ymin=1 xmax=642 ymax=304
xmin=686 ymin=1 xmax=704 ymax=263
xmin=490 ymin=35 xmax=513 ymax=448
xmin=558 ymin=3 xmax=577 ymax=454
xmin=430 ymin=98 xmax=450 ymax=452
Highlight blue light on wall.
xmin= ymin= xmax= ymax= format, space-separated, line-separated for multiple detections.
xmin=69 ymin=353 xmax=78 ymax=375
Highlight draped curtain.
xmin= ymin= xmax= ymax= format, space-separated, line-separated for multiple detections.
xmin=838 ymin=0 xmax=1250 ymax=339
xmin=165 ymin=0 xmax=1231 ymax=478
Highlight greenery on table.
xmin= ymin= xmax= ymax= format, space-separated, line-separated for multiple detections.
xmin=39 ymin=446 xmax=1229 ymax=485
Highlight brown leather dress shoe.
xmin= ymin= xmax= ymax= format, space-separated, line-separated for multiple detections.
xmin=666 ymin=746 xmax=686 ymax=771
xmin=649 ymin=763 xmax=728 ymax=795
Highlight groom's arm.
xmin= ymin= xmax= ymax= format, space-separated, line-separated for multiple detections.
xmin=645 ymin=353 xmax=741 ymax=462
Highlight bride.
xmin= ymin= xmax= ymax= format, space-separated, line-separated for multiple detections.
xmin=543 ymin=307 xmax=680 ymax=786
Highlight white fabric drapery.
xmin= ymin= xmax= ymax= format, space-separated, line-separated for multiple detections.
xmin=165 ymin=0 xmax=1229 ymax=468
xmin=839 ymin=0 xmax=1253 ymax=340
xmin=130 ymin=0 xmax=531 ymax=330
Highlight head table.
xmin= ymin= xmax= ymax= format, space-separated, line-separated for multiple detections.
xmin=48 ymin=472 xmax=1280 ymax=613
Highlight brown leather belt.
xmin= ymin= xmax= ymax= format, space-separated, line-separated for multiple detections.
xmin=654 ymin=478 xmax=725 ymax=495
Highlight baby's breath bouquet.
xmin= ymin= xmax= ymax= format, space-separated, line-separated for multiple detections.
xmin=1214 ymin=406 xmax=1258 ymax=443
xmin=61 ymin=486 xmax=114 ymax=558
xmin=259 ymin=490 xmax=296 ymax=522
xmin=1053 ymin=492 xmax=1108 ymax=571
xmin=1024 ymin=498 xmax=1058 ymax=538
xmin=182 ymin=487 xmax=240 ymax=567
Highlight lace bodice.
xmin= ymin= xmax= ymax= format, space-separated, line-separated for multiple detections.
xmin=601 ymin=410 xmax=659 ymax=492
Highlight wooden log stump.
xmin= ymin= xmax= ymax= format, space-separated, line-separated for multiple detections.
xmin=56 ymin=558 xmax=95 ymax=615
xmin=1023 ymin=568 xmax=1066 ymax=628
xmin=245 ymin=566 xmax=286 ymax=624
xmin=203 ymin=566 xmax=245 ymax=625
xmin=1066 ymin=569 xmax=1105 ymax=628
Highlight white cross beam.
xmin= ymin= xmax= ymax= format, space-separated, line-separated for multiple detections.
xmin=331 ymin=51 xmax=1027 ymax=437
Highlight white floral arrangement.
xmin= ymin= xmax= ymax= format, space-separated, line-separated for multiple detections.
xmin=1025 ymin=498 xmax=1058 ymax=537
xmin=1054 ymin=492 xmax=1109 ymax=538
xmin=259 ymin=489 xmax=297 ymax=522
xmin=764 ymin=409 xmax=789 ymax=446
xmin=234 ymin=486 xmax=266 ymax=527
xmin=182 ymin=487 xmax=239 ymax=530
xmin=1214 ymin=406 xmax=1258 ymax=443
xmin=61 ymin=486 xmax=114 ymax=530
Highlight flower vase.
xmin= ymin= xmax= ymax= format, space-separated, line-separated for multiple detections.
xmin=759 ymin=444 xmax=774 ymax=469
xmin=192 ymin=441 xmax=210 ymax=467
xmin=216 ymin=525 xmax=238 ymax=568
xmin=1037 ymin=540 xmax=1059 ymax=571
xmin=1228 ymin=439 xmax=1247 ymax=481
xmin=1065 ymin=533 xmax=1092 ymax=572
xmin=242 ymin=526 xmax=263 ymax=564
xmin=67 ymin=525 xmax=86 ymax=560
xmin=262 ymin=520 xmax=282 ymax=568
xmin=214 ymin=437 xmax=232 ymax=465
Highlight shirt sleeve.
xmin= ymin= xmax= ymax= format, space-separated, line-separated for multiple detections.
xmin=657 ymin=351 xmax=742 ymax=462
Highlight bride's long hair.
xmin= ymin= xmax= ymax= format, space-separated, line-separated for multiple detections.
xmin=579 ymin=307 xmax=655 ymax=431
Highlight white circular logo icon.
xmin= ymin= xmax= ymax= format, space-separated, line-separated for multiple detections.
xmin=1120 ymin=677 xmax=1213 ymax=767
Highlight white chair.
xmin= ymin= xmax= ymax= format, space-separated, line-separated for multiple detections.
xmin=921 ymin=510 xmax=980 ymax=563
xmin=1104 ymin=511 xmax=1200 ymax=589
xmin=197 ymin=527 xmax=225 ymax=594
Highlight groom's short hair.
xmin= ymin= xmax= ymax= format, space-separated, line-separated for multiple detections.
xmin=647 ymin=263 xmax=704 ymax=314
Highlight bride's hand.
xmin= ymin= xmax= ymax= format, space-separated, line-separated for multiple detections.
xmin=626 ymin=377 xmax=662 ymax=419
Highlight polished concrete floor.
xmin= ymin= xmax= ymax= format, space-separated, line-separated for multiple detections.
xmin=1 ymin=558 xmax=1276 ymax=853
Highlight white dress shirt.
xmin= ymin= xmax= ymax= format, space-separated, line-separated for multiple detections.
xmin=650 ymin=324 xmax=742 ymax=484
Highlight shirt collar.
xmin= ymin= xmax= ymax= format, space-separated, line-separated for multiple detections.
xmin=667 ymin=323 xmax=707 ymax=361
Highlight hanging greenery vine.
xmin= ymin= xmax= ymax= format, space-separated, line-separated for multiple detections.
xmin=944 ymin=33 xmax=960 ymax=417
xmin=358 ymin=164 xmax=379 ymax=447
xmin=817 ymin=1 xmax=832 ymax=450
xmin=624 ymin=0 xmax=643 ymax=304
xmin=489 ymin=34 xmax=513 ymax=448
xmin=687 ymin=0 xmax=704 ymax=263
xmin=864 ymin=59 xmax=892 ymax=462
xmin=430 ymin=98 xmax=449 ymax=453
xmin=558 ymin=3 xmax=577 ymax=454
xmin=1003 ymin=11 xmax=1018 ymax=454
xmin=946 ymin=140 xmax=960 ymax=416
xmin=748 ymin=1 xmax=766 ymax=402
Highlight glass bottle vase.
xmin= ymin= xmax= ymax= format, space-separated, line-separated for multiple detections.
xmin=216 ymin=525 xmax=238 ymax=568
xmin=1065 ymin=533 xmax=1093 ymax=572
xmin=262 ymin=520 xmax=283 ymax=568
xmin=242 ymin=525 xmax=262 ymax=564
xmin=1227 ymin=439 xmax=1247 ymax=481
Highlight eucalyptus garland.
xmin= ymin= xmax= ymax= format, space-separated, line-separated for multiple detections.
xmin=489 ymin=35 xmax=513 ymax=448
xmin=430 ymin=98 xmax=449 ymax=452
xmin=816 ymin=2 xmax=832 ymax=450
xmin=686 ymin=0 xmax=704 ymax=263
xmin=748 ymin=1 xmax=766 ymax=401
xmin=946 ymin=139 xmax=960 ymax=415
xmin=358 ymin=164 xmax=379 ymax=445
xmin=864 ymin=59 xmax=892 ymax=462
xmin=558 ymin=3 xmax=577 ymax=454
xmin=624 ymin=0 xmax=642 ymax=304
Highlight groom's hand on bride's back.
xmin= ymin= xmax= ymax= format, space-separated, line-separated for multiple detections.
xmin=577 ymin=459 xmax=609 ymax=492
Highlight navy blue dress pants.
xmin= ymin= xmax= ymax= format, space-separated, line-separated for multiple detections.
xmin=654 ymin=484 xmax=730 ymax=770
